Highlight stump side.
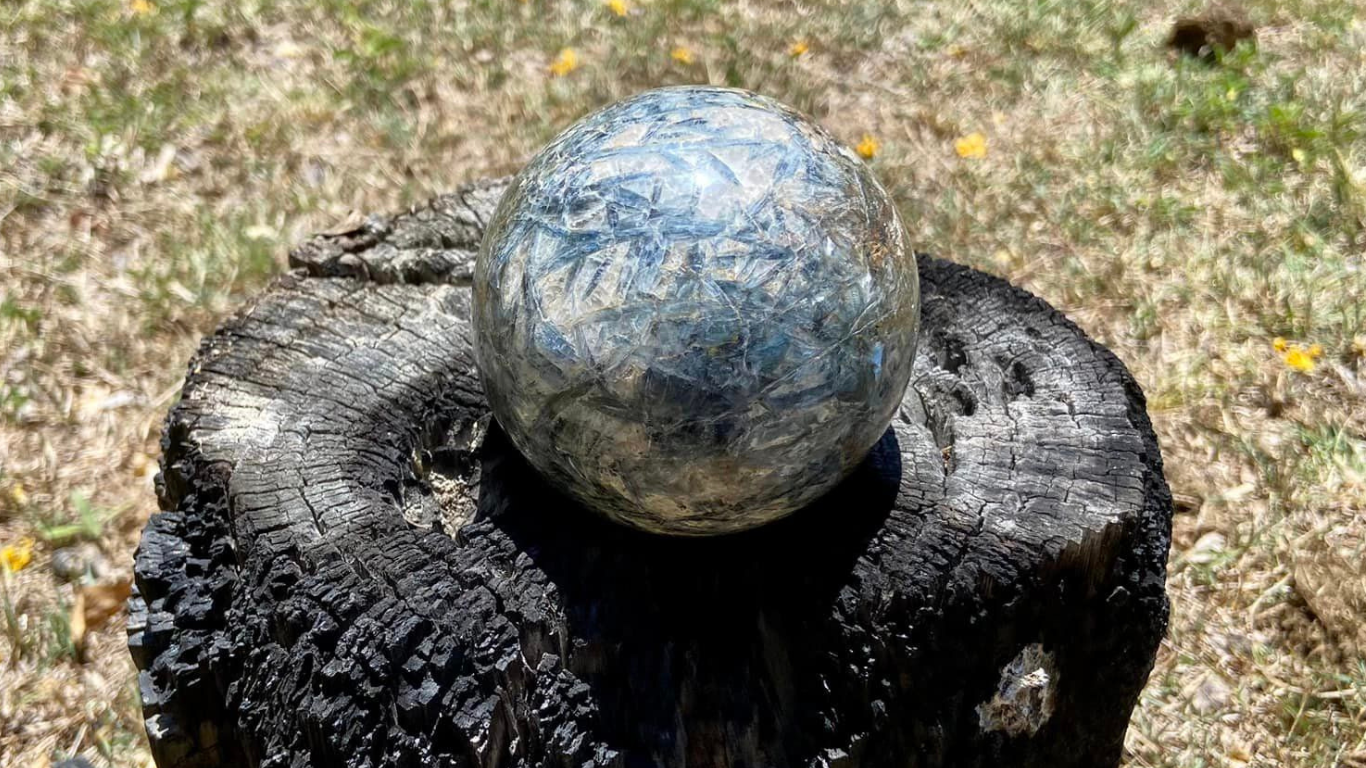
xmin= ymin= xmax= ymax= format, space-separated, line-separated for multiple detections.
xmin=129 ymin=179 xmax=1172 ymax=768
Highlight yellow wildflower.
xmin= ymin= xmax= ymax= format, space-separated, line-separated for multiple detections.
xmin=1307 ymin=343 xmax=1324 ymax=358
xmin=7 ymin=483 xmax=27 ymax=509
xmin=671 ymin=46 xmax=695 ymax=65
xmin=606 ymin=0 xmax=629 ymax=17
xmin=955 ymin=132 xmax=988 ymax=159
xmin=1272 ymin=337 xmax=1289 ymax=353
xmin=1282 ymin=347 xmax=1316 ymax=373
xmin=1 ymin=537 xmax=34 ymax=573
xmin=788 ymin=40 xmax=809 ymax=57
xmin=130 ymin=0 xmax=154 ymax=14
xmin=549 ymin=48 xmax=579 ymax=77
xmin=855 ymin=134 xmax=879 ymax=159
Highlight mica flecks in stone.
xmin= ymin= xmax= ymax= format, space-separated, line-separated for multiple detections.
xmin=473 ymin=86 xmax=919 ymax=535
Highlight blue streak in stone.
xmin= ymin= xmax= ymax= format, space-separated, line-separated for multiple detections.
xmin=473 ymin=85 xmax=920 ymax=536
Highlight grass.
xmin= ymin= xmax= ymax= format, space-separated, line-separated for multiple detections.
xmin=2 ymin=0 xmax=1365 ymax=765
xmin=32 ymin=492 xmax=120 ymax=547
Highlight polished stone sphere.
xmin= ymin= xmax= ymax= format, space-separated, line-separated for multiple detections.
xmin=473 ymin=86 xmax=919 ymax=536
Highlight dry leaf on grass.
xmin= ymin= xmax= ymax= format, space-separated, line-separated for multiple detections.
xmin=1291 ymin=529 xmax=1366 ymax=656
xmin=1167 ymin=4 xmax=1256 ymax=60
xmin=70 ymin=578 xmax=134 ymax=653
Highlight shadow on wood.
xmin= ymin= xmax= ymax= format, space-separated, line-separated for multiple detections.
xmin=475 ymin=421 xmax=900 ymax=764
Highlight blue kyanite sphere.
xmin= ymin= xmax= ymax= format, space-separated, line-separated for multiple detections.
xmin=473 ymin=86 xmax=920 ymax=536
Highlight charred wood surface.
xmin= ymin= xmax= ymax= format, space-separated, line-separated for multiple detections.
xmin=130 ymin=177 xmax=1171 ymax=768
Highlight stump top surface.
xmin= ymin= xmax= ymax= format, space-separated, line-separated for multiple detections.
xmin=132 ymin=178 xmax=1171 ymax=768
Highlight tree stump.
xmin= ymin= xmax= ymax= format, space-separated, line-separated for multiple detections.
xmin=129 ymin=178 xmax=1172 ymax=768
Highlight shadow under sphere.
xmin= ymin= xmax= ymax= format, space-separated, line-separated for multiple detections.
xmin=470 ymin=421 xmax=905 ymax=763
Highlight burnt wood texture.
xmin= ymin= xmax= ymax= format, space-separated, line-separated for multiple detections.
xmin=129 ymin=177 xmax=1172 ymax=768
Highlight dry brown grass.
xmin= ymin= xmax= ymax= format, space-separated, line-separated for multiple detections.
xmin=2 ymin=0 xmax=1364 ymax=766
